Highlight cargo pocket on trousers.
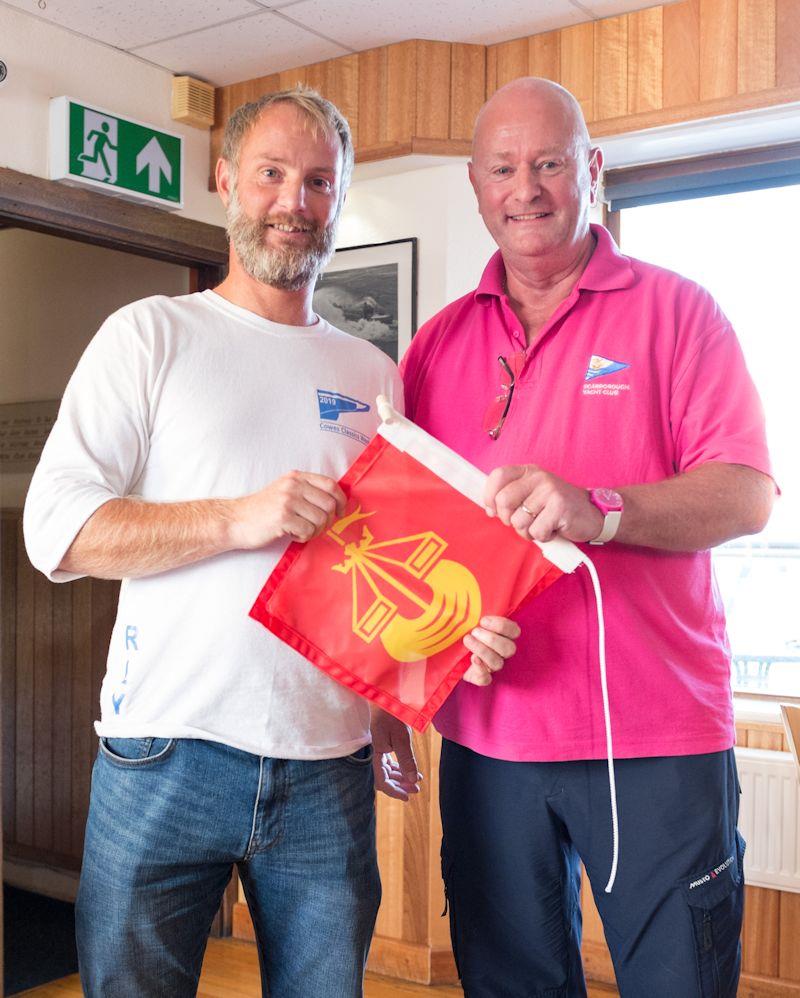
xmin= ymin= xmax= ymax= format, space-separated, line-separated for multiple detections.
xmin=683 ymin=831 xmax=745 ymax=998
xmin=441 ymin=843 xmax=463 ymax=980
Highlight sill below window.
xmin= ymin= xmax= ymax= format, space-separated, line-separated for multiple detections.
xmin=733 ymin=696 xmax=789 ymax=725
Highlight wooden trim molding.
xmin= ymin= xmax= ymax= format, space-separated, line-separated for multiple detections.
xmin=367 ymin=936 xmax=457 ymax=985
xmin=0 ymin=167 xmax=227 ymax=275
xmin=209 ymin=1 xmax=800 ymax=180
xmin=209 ymin=40 xmax=485 ymax=188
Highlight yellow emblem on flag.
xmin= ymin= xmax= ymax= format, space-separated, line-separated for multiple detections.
xmin=327 ymin=507 xmax=481 ymax=663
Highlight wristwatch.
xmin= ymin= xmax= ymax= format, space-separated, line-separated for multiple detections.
xmin=588 ymin=488 xmax=624 ymax=545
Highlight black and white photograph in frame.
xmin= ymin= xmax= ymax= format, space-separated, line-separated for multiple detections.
xmin=313 ymin=238 xmax=417 ymax=363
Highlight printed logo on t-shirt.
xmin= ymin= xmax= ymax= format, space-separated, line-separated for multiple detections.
xmin=112 ymin=624 xmax=138 ymax=715
xmin=583 ymin=355 xmax=631 ymax=398
xmin=317 ymin=389 xmax=371 ymax=445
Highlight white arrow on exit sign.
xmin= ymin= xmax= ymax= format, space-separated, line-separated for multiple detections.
xmin=136 ymin=137 xmax=173 ymax=194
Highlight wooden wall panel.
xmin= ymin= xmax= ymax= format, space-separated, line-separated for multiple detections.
xmin=450 ymin=44 xmax=485 ymax=141
xmin=401 ymin=731 xmax=430 ymax=944
xmin=627 ymin=7 xmax=663 ymax=113
xmin=52 ymin=581 xmax=73 ymax=858
xmin=529 ymin=31 xmax=561 ymax=82
xmin=302 ymin=55 xmax=360 ymax=148
xmin=779 ymin=892 xmax=800 ymax=981
xmin=71 ymin=580 xmax=94 ymax=857
xmin=374 ymin=796 xmax=405 ymax=939
xmin=15 ymin=517 xmax=35 ymax=848
xmin=776 ymin=0 xmax=800 ymax=87
xmin=425 ymin=733 xmax=449 ymax=949
xmin=494 ymin=37 xmax=529 ymax=91
xmin=416 ymin=41 xmax=451 ymax=140
xmin=303 ymin=60 xmax=328 ymax=98
xmin=700 ymin=0 xmax=739 ymax=100
xmin=738 ymin=719 xmax=788 ymax=752
xmin=2 ymin=513 xmax=17 ymax=845
xmin=279 ymin=66 xmax=308 ymax=91
xmin=737 ymin=0 xmax=776 ymax=93
xmin=211 ymin=2 xmax=800 ymax=175
xmin=33 ymin=569 xmax=54 ymax=852
xmin=747 ymin=727 xmax=785 ymax=751
xmin=328 ymin=54 xmax=360 ymax=148
xmin=561 ymin=22 xmax=596 ymax=122
xmin=594 ymin=16 xmax=629 ymax=121
xmin=358 ymin=47 xmax=387 ymax=149
xmin=742 ymin=885 xmax=780 ymax=977
xmin=485 ymin=44 xmax=498 ymax=95
xmin=663 ymin=0 xmax=701 ymax=106
xmin=386 ymin=41 xmax=417 ymax=145
xmin=2 ymin=511 xmax=117 ymax=871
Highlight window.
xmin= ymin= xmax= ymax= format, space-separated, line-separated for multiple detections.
xmin=614 ymin=180 xmax=800 ymax=700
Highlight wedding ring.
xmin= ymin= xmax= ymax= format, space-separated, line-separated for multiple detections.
xmin=521 ymin=504 xmax=535 ymax=516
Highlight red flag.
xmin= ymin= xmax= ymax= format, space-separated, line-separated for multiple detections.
xmin=250 ymin=402 xmax=583 ymax=732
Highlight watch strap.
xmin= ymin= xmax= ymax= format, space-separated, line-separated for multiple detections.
xmin=590 ymin=509 xmax=622 ymax=545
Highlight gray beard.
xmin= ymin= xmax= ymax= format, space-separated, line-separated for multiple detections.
xmin=226 ymin=187 xmax=338 ymax=291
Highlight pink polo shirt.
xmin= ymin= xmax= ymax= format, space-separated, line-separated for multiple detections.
xmin=401 ymin=224 xmax=771 ymax=762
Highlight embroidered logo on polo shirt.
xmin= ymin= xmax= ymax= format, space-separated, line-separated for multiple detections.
xmin=317 ymin=389 xmax=371 ymax=445
xmin=585 ymin=355 xmax=630 ymax=381
xmin=583 ymin=355 xmax=631 ymax=398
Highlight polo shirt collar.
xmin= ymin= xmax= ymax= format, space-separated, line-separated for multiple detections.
xmin=579 ymin=223 xmax=636 ymax=291
xmin=473 ymin=223 xmax=635 ymax=305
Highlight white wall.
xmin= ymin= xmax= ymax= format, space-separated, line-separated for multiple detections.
xmin=338 ymin=161 xmax=497 ymax=331
xmin=0 ymin=227 xmax=190 ymax=505
xmin=0 ymin=228 xmax=190 ymax=403
xmin=0 ymin=5 xmax=226 ymax=226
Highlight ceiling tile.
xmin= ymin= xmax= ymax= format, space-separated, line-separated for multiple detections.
xmin=133 ymin=10 xmax=351 ymax=86
xmin=281 ymin=0 xmax=586 ymax=50
xmin=1 ymin=0 xmax=261 ymax=51
xmin=575 ymin=0 xmax=666 ymax=18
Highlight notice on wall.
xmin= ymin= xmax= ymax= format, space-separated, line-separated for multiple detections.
xmin=0 ymin=400 xmax=59 ymax=472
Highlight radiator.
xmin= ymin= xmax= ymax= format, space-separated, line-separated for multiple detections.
xmin=736 ymin=746 xmax=800 ymax=894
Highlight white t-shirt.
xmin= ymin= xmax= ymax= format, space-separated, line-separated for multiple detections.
xmin=24 ymin=290 xmax=403 ymax=759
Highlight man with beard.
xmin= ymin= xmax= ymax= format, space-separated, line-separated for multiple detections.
xmin=24 ymin=88 xmax=519 ymax=997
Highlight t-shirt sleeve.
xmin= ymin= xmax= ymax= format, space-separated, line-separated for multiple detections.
xmin=23 ymin=312 xmax=152 ymax=582
xmin=670 ymin=320 xmax=772 ymax=478
xmin=384 ymin=360 xmax=405 ymax=417
xmin=398 ymin=337 xmax=418 ymax=421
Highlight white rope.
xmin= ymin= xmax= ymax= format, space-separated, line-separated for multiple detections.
xmin=581 ymin=554 xmax=619 ymax=893
xmin=375 ymin=397 xmax=620 ymax=890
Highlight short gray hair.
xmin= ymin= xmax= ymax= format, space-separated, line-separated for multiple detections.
xmin=221 ymin=86 xmax=354 ymax=194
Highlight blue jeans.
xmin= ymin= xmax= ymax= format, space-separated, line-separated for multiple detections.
xmin=76 ymin=737 xmax=381 ymax=997
xmin=440 ymin=741 xmax=744 ymax=998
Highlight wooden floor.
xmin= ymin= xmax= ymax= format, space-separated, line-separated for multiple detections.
xmin=17 ymin=937 xmax=618 ymax=997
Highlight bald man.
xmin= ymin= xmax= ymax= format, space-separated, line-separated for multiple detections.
xmin=400 ymin=79 xmax=774 ymax=997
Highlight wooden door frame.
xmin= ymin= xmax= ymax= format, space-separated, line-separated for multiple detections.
xmin=0 ymin=167 xmax=228 ymax=286
xmin=0 ymin=169 xmax=231 ymax=966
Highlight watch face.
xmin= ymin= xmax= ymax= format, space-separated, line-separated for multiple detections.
xmin=591 ymin=488 xmax=623 ymax=513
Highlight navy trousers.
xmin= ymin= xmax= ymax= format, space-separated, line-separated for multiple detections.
xmin=440 ymin=740 xmax=744 ymax=998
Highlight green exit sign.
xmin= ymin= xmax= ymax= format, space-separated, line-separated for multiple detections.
xmin=49 ymin=97 xmax=184 ymax=210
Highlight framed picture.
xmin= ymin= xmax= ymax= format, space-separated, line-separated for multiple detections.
xmin=313 ymin=238 xmax=417 ymax=363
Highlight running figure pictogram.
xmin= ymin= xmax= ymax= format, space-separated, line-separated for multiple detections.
xmin=78 ymin=121 xmax=117 ymax=181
